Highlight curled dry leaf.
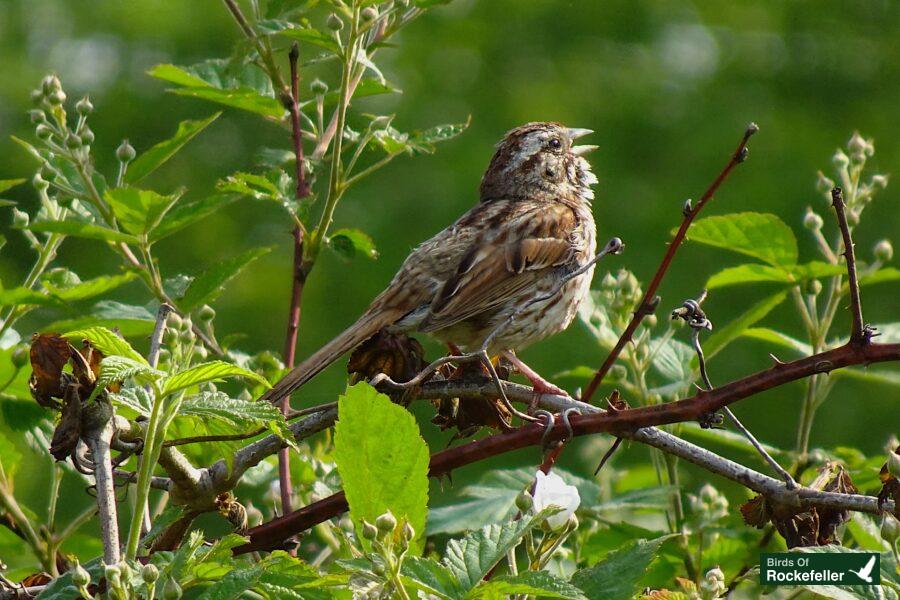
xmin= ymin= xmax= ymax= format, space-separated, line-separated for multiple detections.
xmin=216 ymin=492 xmax=249 ymax=535
xmin=49 ymin=383 xmax=83 ymax=461
xmin=28 ymin=332 xmax=73 ymax=409
xmin=348 ymin=329 xmax=427 ymax=398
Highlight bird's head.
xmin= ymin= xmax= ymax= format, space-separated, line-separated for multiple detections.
xmin=479 ymin=122 xmax=598 ymax=203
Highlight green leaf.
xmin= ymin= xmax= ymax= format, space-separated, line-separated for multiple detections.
xmin=23 ymin=220 xmax=139 ymax=244
xmin=45 ymin=272 xmax=137 ymax=302
xmin=46 ymin=301 xmax=156 ymax=338
xmin=334 ymin=382 xmax=430 ymax=554
xmin=328 ymin=228 xmax=378 ymax=260
xmin=110 ymin=387 xmax=153 ymax=417
xmin=272 ymin=24 xmax=341 ymax=53
xmin=0 ymin=397 xmax=46 ymax=432
xmin=178 ymin=246 xmax=272 ymax=312
xmin=648 ymin=336 xmax=694 ymax=385
xmin=0 ymin=435 xmax=23 ymax=481
xmin=104 ymin=186 xmax=182 ymax=236
xmin=408 ymin=118 xmax=471 ymax=154
xmin=177 ymin=391 xmax=294 ymax=447
xmin=150 ymin=194 xmax=237 ymax=242
xmin=62 ymin=326 xmax=148 ymax=365
xmin=740 ymin=327 xmax=812 ymax=355
xmin=0 ymin=285 xmax=59 ymax=308
xmin=836 ymin=368 xmax=900 ymax=387
xmin=706 ymin=263 xmax=791 ymax=289
xmin=217 ymin=172 xmax=280 ymax=200
xmin=126 ymin=113 xmax=221 ymax=183
xmin=170 ymin=87 xmax=284 ymax=118
xmin=195 ymin=564 xmax=263 ymax=599
xmin=571 ymin=535 xmax=675 ymax=600
xmin=33 ymin=558 xmax=105 ymax=600
xmin=701 ymin=290 xmax=787 ymax=360
xmin=471 ymin=571 xmax=587 ymax=600
xmin=162 ymin=361 xmax=270 ymax=396
xmin=791 ymin=260 xmax=846 ymax=280
xmin=442 ymin=510 xmax=560 ymax=594
xmin=683 ymin=212 xmax=798 ymax=267
xmin=845 ymin=513 xmax=890 ymax=552
xmin=401 ymin=557 xmax=462 ymax=599
xmin=97 ymin=355 xmax=164 ymax=388
xmin=860 ymin=266 xmax=900 ymax=287
xmin=0 ymin=179 xmax=26 ymax=193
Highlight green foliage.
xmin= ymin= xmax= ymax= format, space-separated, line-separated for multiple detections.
xmin=126 ymin=113 xmax=221 ymax=184
xmin=104 ymin=186 xmax=182 ymax=238
xmin=177 ymin=246 xmax=272 ymax=312
xmin=685 ymin=212 xmax=798 ymax=267
xmin=161 ymin=360 xmax=270 ymax=395
xmin=571 ymin=535 xmax=675 ymax=600
xmin=63 ymin=325 xmax=148 ymax=364
xmin=333 ymin=382 xmax=429 ymax=552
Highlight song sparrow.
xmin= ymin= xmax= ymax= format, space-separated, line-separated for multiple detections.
xmin=262 ymin=122 xmax=599 ymax=405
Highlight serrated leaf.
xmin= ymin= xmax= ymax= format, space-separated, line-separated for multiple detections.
xmin=45 ymin=272 xmax=137 ymax=302
xmin=110 ymin=387 xmax=153 ymax=417
xmin=0 ymin=179 xmax=26 ymax=193
xmin=170 ymin=87 xmax=284 ymax=118
xmin=683 ymin=212 xmax=798 ymax=267
xmin=151 ymin=194 xmax=237 ymax=242
xmin=701 ymin=290 xmax=787 ymax=360
xmin=401 ymin=557 xmax=462 ymax=599
xmin=22 ymin=220 xmax=139 ymax=244
xmin=97 ymin=355 xmax=163 ymax=388
xmin=334 ymin=382 xmax=430 ymax=554
xmin=408 ymin=118 xmax=470 ymax=154
xmin=648 ymin=336 xmax=694 ymax=385
xmin=162 ymin=361 xmax=270 ymax=396
xmin=104 ymin=186 xmax=182 ymax=237
xmin=274 ymin=25 xmax=341 ymax=53
xmin=860 ymin=267 xmax=900 ymax=287
xmin=571 ymin=535 xmax=676 ymax=600
xmin=46 ymin=301 xmax=156 ymax=338
xmin=178 ymin=246 xmax=271 ymax=312
xmin=328 ymin=228 xmax=378 ymax=260
xmin=471 ymin=571 xmax=587 ymax=600
xmin=63 ymin=326 xmax=147 ymax=365
xmin=740 ymin=327 xmax=812 ymax=355
xmin=442 ymin=510 xmax=559 ymax=593
xmin=126 ymin=113 xmax=221 ymax=183
xmin=706 ymin=263 xmax=792 ymax=289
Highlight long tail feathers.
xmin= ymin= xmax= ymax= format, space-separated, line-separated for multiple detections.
xmin=261 ymin=310 xmax=400 ymax=405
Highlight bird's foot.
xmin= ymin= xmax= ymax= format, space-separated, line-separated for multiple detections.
xmin=501 ymin=350 xmax=569 ymax=398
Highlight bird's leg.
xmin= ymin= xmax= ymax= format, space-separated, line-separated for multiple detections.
xmin=501 ymin=350 xmax=569 ymax=398
xmin=477 ymin=349 xmax=539 ymax=424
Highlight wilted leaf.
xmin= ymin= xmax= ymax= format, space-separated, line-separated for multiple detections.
xmin=178 ymin=246 xmax=272 ymax=311
xmin=126 ymin=113 xmax=221 ymax=183
xmin=683 ymin=212 xmax=798 ymax=267
xmin=28 ymin=333 xmax=72 ymax=408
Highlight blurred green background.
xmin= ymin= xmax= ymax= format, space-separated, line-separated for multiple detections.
xmin=1 ymin=0 xmax=898 ymax=572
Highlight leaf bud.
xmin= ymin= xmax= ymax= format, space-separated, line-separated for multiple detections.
xmin=141 ymin=563 xmax=159 ymax=584
xmin=832 ymin=149 xmax=849 ymax=170
xmin=36 ymin=124 xmax=53 ymax=139
xmin=72 ymin=561 xmax=91 ymax=587
xmin=881 ymin=514 xmax=899 ymax=546
xmin=33 ymin=172 xmax=50 ymax=192
xmin=80 ymin=127 xmax=95 ymax=145
xmin=803 ymin=209 xmax=823 ymax=231
xmin=198 ymin=304 xmax=216 ymax=321
xmin=163 ymin=577 xmax=182 ymax=600
xmin=848 ymin=131 xmax=867 ymax=154
xmin=402 ymin=521 xmax=415 ymax=541
xmin=310 ymin=78 xmax=328 ymax=95
xmin=76 ymin=96 xmax=94 ymax=115
xmin=162 ymin=328 xmax=179 ymax=346
xmin=48 ymin=89 xmax=66 ymax=106
xmin=326 ymin=13 xmax=343 ymax=31
xmin=12 ymin=208 xmax=30 ymax=228
xmin=372 ymin=562 xmax=386 ymax=576
xmin=515 ymin=490 xmax=534 ymax=512
xmin=874 ymin=239 xmax=893 ymax=262
xmin=361 ymin=6 xmax=378 ymax=22
xmin=375 ymin=511 xmax=397 ymax=534
xmin=116 ymin=139 xmax=136 ymax=163
xmin=361 ymin=521 xmax=378 ymax=540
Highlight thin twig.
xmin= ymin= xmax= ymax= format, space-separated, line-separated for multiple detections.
xmin=830 ymin=187 xmax=867 ymax=343
xmin=582 ymin=124 xmax=758 ymax=402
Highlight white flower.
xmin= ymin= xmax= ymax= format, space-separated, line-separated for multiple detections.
xmin=531 ymin=471 xmax=580 ymax=530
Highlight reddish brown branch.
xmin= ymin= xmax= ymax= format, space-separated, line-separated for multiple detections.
xmin=235 ymin=340 xmax=899 ymax=554
xmin=830 ymin=187 xmax=866 ymax=343
xmin=582 ymin=124 xmax=759 ymax=402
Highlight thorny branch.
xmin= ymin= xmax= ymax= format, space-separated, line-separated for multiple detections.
xmin=830 ymin=186 xmax=869 ymax=344
xmin=582 ymin=123 xmax=759 ymax=402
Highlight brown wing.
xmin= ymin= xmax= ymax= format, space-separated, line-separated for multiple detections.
xmin=418 ymin=201 xmax=577 ymax=333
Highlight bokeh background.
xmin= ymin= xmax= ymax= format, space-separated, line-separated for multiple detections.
xmin=1 ymin=0 xmax=898 ymax=572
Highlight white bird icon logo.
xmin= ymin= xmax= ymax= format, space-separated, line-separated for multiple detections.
xmin=848 ymin=555 xmax=877 ymax=583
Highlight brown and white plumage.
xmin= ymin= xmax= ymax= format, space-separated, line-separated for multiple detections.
xmin=262 ymin=122 xmax=598 ymax=405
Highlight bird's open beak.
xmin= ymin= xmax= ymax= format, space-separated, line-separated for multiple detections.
xmin=567 ymin=128 xmax=597 ymax=155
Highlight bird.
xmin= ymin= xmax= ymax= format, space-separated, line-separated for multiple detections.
xmin=262 ymin=122 xmax=600 ymax=408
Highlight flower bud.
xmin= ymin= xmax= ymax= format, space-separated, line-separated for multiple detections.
xmin=815 ymin=170 xmax=834 ymax=194
xmin=28 ymin=109 xmax=46 ymax=123
xmin=163 ymin=577 xmax=182 ymax=600
xmin=871 ymin=174 xmax=888 ymax=189
xmin=402 ymin=522 xmax=415 ymax=541
xmin=11 ymin=345 xmax=29 ymax=368
xmin=41 ymin=75 xmax=61 ymax=96
xmin=361 ymin=521 xmax=378 ymax=540
xmin=36 ymin=124 xmax=53 ymax=139
xmin=808 ymin=279 xmax=823 ymax=296
xmin=832 ymin=149 xmax=849 ymax=170
xmin=700 ymin=566 xmax=726 ymax=599
xmin=12 ymin=208 xmax=30 ymax=228
xmin=515 ymin=490 xmax=534 ymax=512
xmin=32 ymin=172 xmax=49 ymax=192
xmin=643 ymin=313 xmax=658 ymax=329
xmin=874 ymin=239 xmax=893 ymax=262
xmin=31 ymin=89 xmax=45 ymax=104
xmin=310 ymin=79 xmax=328 ymax=95
xmin=848 ymin=132 xmax=867 ymax=154
xmin=803 ymin=209 xmax=823 ymax=231
xmin=116 ymin=139 xmax=136 ymax=163
xmin=881 ymin=514 xmax=900 ymax=546
xmin=372 ymin=562 xmax=386 ymax=576
xmin=76 ymin=96 xmax=94 ymax=115
xmin=49 ymin=89 xmax=67 ymax=105
xmin=361 ymin=6 xmax=378 ymax=21
xmin=375 ymin=511 xmax=397 ymax=534
xmin=162 ymin=328 xmax=179 ymax=346
xmin=166 ymin=311 xmax=183 ymax=329
xmin=326 ymin=13 xmax=343 ymax=31
xmin=198 ymin=304 xmax=216 ymax=321
xmin=72 ymin=561 xmax=91 ymax=587
xmin=104 ymin=564 xmax=121 ymax=585
xmin=888 ymin=451 xmax=900 ymax=479
xmin=80 ymin=127 xmax=95 ymax=145
xmin=66 ymin=134 xmax=82 ymax=149
xmin=195 ymin=345 xmax=208 ymax=360
xmin=140 ymin=563 xmax=159 ymax=584
xmin=608 ymin=364 xmax=628 ymax=382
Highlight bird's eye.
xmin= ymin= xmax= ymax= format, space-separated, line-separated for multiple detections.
xmin=548 ymin=138 xmax=562 ymax=150
xmin=544 ymin=167 xmax=555 ymax=178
